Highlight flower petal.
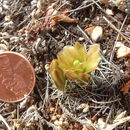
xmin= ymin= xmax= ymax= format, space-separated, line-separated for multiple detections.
xmin=50 ymin=59 xmax=58 ymax=73
xmin=86 ymin=44 xmax=100 ymax=58
xmin=79 ymin=72 xmax=90 ymax=82
xmin=50 ymin=60 xmax=66 ymax=91
xmin=85 ymin=44 xmax=101 ymax=73
xmin=57 ymin=45 xmax=79 ymax=70
xmin=74 ymin=42 xmax=87 ymax=61
xmin=64 ymin=70 xmax=78 ymax=79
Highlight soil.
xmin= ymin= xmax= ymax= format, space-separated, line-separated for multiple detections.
xmin=0 ymin=0 xmax=130 ymax=130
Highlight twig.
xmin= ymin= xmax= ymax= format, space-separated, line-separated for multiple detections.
xmin=103 ymin=105 xmax=113 ymax=128
xmin=103 ymin=16 xmax=130 ymax=44
xmin=38 ymin=1 xmax=98 ymax=21
xmin=109 ymin=15 xmax=128 ymax=62
xmin=106 ymin=116 xmax=130 ymax=130
xmin=0 ymin=114 xmax=11 ymax=130
xmin=77 ymin=25 xmax=94 ymax=45
xmin=89 ymin=98 xmax=120 ymax=104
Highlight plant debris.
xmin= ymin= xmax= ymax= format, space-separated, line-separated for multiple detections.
xmin=121 ymin=80 xmax=130 ymax=95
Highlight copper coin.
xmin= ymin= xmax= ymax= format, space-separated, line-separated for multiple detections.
xmin=0 ymin=51 xmax=35 ymax=103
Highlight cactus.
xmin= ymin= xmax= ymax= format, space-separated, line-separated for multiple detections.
xmin=50 ymin=42 xmax=101 ymax=91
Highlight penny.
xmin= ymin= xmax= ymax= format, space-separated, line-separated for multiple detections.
xmin=0 ymin=51 xmax=35 ymax=103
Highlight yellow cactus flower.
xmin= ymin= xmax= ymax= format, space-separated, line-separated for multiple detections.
xmin=57 ymin=42 xmax=101 ymax=81
xmin=50 ymin=42 xmax=101 ymax=90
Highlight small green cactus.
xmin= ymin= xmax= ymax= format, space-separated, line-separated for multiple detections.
xmin=50 ymin=42 xmax=101 ymax=91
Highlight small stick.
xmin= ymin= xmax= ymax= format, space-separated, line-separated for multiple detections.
xmin=77 ymin=25 xmax=94 ymax=45
xmin=38 ymin=1 xmax=98 ymax=21
xmin=103 ymin=16 xmax=130 ymax=44
xmin=89 ymin=98 xmax=120 ymax=104
xmin=109 ymin=15 xmax=128 ymax=62
xmin=0 ymin=115 xmax=11 ymax=130
xmin=103 ymin=105 xmax=113 ymax=128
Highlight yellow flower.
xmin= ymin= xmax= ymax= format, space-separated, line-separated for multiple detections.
xmin=57 ymin=42 xmax=101 ymax=81
xmin=50 ymin=42 xmax=101 ymax=90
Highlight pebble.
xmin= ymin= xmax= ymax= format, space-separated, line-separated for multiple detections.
xmin=115 ymin=42 xmax=124 ymax=48
xmin=102 ymin=49 xmax=107 ymax=54
xmin=117 ymin=45 xmax=130 ymax=58
xmin=85 ymin=26 xmax=103 ymax=42
xmin=78 ymin=37 xmax=85 ymax=41
xmin=59 ymin=117 xmax=64 ymax=122
xmin=3 ymin=4 xmax=9 ymax=10
xmin=76 ymin=103 xmax=86 ymax=110
xmin=106 ymin=8 xmax=114 ymax=16
xmin=82 ymin=105 xmax=89 ymax=113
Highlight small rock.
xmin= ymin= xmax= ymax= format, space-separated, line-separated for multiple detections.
xmin=102 ymin=49 xmax=107 ymax=54
xmin=117 ymin=45 xmax=130 ymax=58
xmin=3 ymin=4 xmax=9 ymax=10
xmin=83 ymin=104 xmax=89 ymax=113
xmin=78 ymin=37 xmax=84 ymax=41
xmin=59 ymin=117 xmax=64 ymax=122
xmin=106 ymin=8 xmax=114 ymax=16
xmin=115 ymin=42 xmax=124 ymax=48
xmin=85 ymin=26 xmax=103 ymax=42
xmin=76 ymin=103 xmax=89 ymax=111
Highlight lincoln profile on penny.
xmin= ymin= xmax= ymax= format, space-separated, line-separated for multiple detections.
xmin=0 ymin=52 xmax=36 ymax=103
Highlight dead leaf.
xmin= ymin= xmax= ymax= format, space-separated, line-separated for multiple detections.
xmin=117 ymin=45 xmax=130 ymax=58
xmin=120 ymin=81 xmax=130 ymax=95
xmin=43 ymin=3 xmax=77 ymax=30
xmin=52 ymin=14 xmax=78 ymax=23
